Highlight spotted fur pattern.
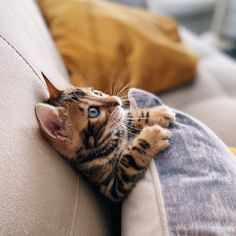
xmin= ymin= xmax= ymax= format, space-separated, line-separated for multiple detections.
xmin=36 ymin=79 xmax=175 ymax=201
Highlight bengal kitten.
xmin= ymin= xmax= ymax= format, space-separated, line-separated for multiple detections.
xmin=35 ymin=73 xmax=175 ymax=201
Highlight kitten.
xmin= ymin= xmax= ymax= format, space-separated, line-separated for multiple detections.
xmin=35 ymin=73 xmax=175 ymax=201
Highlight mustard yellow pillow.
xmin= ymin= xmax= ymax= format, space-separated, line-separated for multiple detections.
xmin=39 ymin=0 xmax=197 ymax=93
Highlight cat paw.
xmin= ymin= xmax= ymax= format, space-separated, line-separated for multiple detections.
xmin=140 ymin=125 xmax=171 ymax=154
xmin=154 ymin=106 xmax=176 ymax=128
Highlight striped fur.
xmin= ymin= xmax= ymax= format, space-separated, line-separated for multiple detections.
xmin=36 ymin=84 xmax=175 ymax=201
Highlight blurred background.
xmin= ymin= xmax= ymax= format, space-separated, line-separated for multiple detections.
xmin=109 ymin=0 xmax=236 ymax=59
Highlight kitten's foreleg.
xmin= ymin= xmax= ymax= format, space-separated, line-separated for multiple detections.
xmin=128 ymin=105 xmax=175 ymax=129
xmin=101 ymin=125 xmax=171 ymax=201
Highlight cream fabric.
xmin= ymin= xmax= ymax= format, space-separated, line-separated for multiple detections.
xmin=122 ymin=162 xmax=169 ymax=236
xmin=160 ymin=28 xmax=236 ymax=146
xmin=0 ymin=0 xmax=112 ymax=235
xmin=1 ymin=0 xmax=236 ymax=235
xmin=183 ymin=97 xmax=236 ymax=146
xmin=127 ymin=88 xmax=236 ymax=235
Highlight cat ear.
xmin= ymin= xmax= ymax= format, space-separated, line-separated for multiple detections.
xmin=35 ymin=103 xmax=72 ymax=143
xmin=41 ymin=72 xmax=62 ymax=101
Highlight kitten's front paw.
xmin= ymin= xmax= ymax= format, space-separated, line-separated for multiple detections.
xmin=154 ymin=106 xmax=176 ymax=128
xmin=140 ymin=125 xmax=171 ymax=154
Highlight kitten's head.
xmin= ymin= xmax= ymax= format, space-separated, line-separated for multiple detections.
xmin=35 ymin=73 xmax=124 ymax=159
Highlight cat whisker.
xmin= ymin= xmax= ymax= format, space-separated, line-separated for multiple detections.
xmin=119 ymin=95 xmax=129 ymax=101
xmin=124 ymin=124 xmax=143 ymax=132
xmin=116 ymin=85 xmax=130 ymax=97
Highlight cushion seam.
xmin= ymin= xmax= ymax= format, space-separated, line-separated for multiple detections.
xmin=0 ymin=33 xmax=44 ymax=85
xmin=150 ymin=161 xmax=169 ymax=236
xmin=69 ymin=176 xmax=80 ymax=236
xmin=0 ymin=33 xmax=81 ymax=235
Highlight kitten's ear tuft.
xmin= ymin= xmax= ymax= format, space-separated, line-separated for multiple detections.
xmin=35 ymin=103 xmax=72 ymax=143
xmin=41 ymin=72 xmax=62 ymax=101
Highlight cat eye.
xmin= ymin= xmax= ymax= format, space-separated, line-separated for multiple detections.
xmin=93 ymin=90 xmax=103 ymax=96
xmin=88 ymin=106 xmax=100 ymax=118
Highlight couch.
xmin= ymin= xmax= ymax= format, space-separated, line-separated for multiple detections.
xmin=0 ymin=0 xmax=235 ymax=235
xmin=160 ymin=28 xmax=236 ymax=147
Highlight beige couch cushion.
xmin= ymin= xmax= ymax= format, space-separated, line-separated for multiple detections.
xmin=122 ymin=88 xmax=236 ymax=236
xmin=160 ymin=29 xmax=236 ymax=146
xmin=122 ymin=162 xmax=169 ymax=236
xmin=0 ymin=0 xmax=112 ymax=235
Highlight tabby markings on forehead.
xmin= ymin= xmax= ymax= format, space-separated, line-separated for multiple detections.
xmin=64 ymin=89 xmax=86 ymax=102
xmin=47 ymin=88 xmax=86 ymax=106
xmin=70 ymin=89 xmax=86 ymax=97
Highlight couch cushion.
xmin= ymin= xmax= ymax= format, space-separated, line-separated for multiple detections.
xmin=0 ymin=0 xmax=113 ymax=235
xmin=183 ymin=97 xmax=236 ymax=146
xmin=123 ymin=88 xmax=236 ymax=236
xmin=160 ymin=29 xmax=236 ymax=145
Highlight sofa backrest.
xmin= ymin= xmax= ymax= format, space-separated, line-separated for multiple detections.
xmin=0 ymin=0 xmax=113 ymax=235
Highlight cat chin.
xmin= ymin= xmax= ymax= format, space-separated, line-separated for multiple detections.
xmin=119 ymin=108 xmax=125 ymax=122
xmin=107 ymin=109 xmax=124 ymax=131
xmin=112 ymin=107 xmax=124 ymax=123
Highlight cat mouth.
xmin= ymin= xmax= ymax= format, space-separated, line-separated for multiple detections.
xmin=110 ymin=106 xmax=124 ymax=124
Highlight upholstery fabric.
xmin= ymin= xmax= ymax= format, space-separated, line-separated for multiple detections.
xmin=1 ymin=0 xmax=236 ymax=235
xmin=125 ymin=88 xmax=236 ymax=236
xmin=39 ymin=0 xmax=197 ymax=93
xmin=0 ymin=0 xmax=113 ymax=235
xmin=160 ymin=29 xmax=236 ymax=146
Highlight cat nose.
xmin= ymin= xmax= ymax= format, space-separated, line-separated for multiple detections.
xmin=103 ymin=96 xmax=122 ymax=108
xmin=111 ymin=96 xmax=122 ymax=107
xmin=111 ymin=101 xmax=120 ymax=107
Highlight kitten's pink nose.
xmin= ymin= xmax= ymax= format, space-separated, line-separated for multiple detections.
xmin=101 ymin=96 xmax=122 ymax=108
xmin=111 ymin=96 xmax=122 ymax=107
